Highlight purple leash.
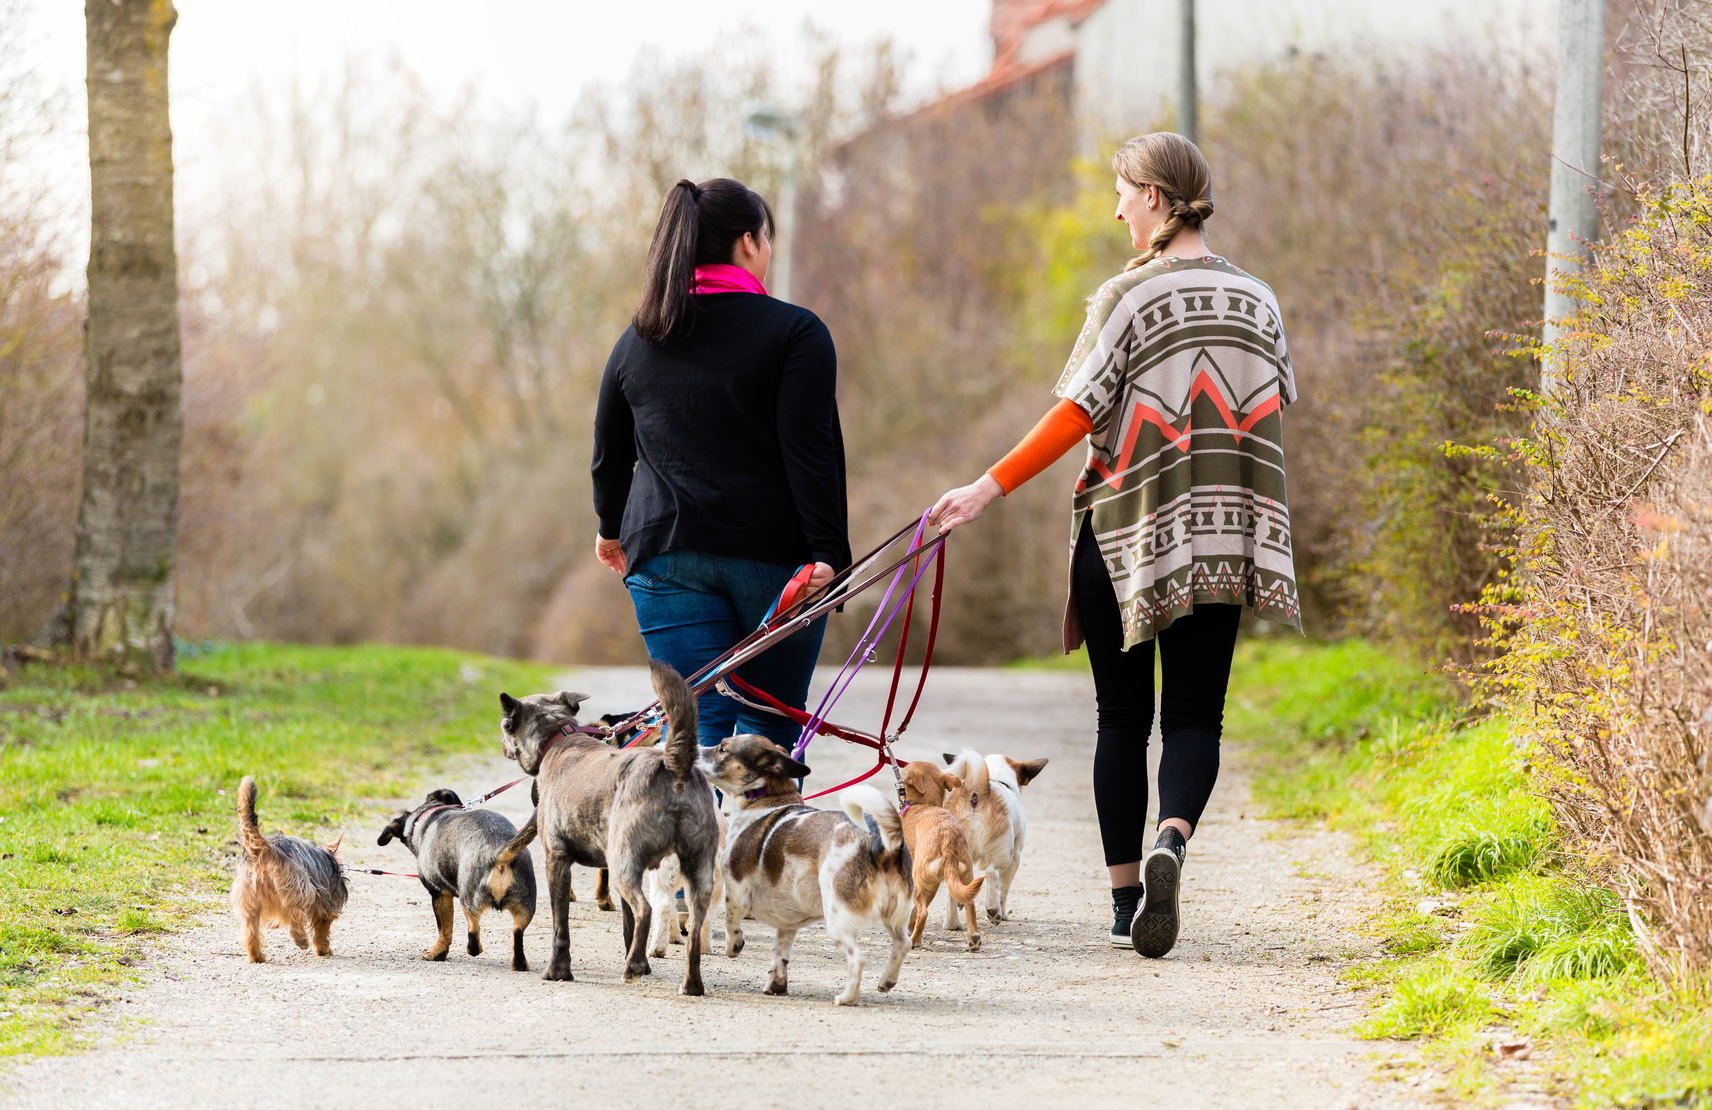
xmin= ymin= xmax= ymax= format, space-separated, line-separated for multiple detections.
xmin=791 ymin=511 xmax=944 ymax=766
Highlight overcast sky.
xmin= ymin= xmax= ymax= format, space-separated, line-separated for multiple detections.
xmin=26 ymin=1 xmax=991 ymax=155
xmin=16 ymin=0 xmax=992 ymax=265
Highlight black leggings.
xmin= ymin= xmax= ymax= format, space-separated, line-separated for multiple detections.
xmin=1074 ymin=518 xmax=1241 ymax=867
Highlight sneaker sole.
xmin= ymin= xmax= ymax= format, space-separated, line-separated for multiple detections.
xmin=1132 ymin=848 xmax=1181 ymax=959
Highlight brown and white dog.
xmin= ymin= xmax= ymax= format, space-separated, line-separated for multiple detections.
xmin=488 ymin=660 xmax=720 ymax=994
xmin=698 ymin=734 xmax=912 ymax=1005
xmin=899 ymin=761 xmax=985 ymax=951
xmin=940 ymin=749 xmax=1048 ymax=925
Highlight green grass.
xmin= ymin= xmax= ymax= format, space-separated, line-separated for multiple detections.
xmin=1225 ymin=638 xmax=1712 ymax=1109
xmin=0 ymin=641 xmax=556 ymax=1056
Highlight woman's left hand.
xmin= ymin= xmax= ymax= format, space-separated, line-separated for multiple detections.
xmin=807 ymin=562 xmax=834 ymax=591
xmin=927 ymin=474 xmax=1003 ymax=533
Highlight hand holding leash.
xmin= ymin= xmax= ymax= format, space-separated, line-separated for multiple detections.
xmin=927 ymin=473 xmax=1003 ymax=533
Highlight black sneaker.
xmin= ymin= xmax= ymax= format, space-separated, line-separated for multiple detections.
xmin=1108 ymin=885 xmax=1143 ymax=948
xmin=1133 ymin=827 xmax=1187 ymax=958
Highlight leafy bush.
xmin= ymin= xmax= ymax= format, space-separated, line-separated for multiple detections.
xmin=1490 ymin=177 xmax=1712 ymax=984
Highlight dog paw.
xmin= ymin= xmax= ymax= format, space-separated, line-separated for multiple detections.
xmin=680 ymin=979 xmax=705 ymax=997
xmin=596 ymin=898 xmax=616 ymax=912
xmin=623 ymin=961 xmax=651 ymax=983
xmin=512 ymin=958 xmax=530 ymax=972
xmin=467 ymin=936 xmax=483 ymax=957
xmin=292 ymin=936 xmax=310 ymax=950
xmin=878 ymin=979 xmax=897 ymax=993
xmin=542 ymin=962 xmax=574 ymax=982
xmin=833 ymin=993 xmax=859 ymax=1006
xmin=763 ymin=979 xmax=788 ymax=995
xmin=728 ymin=936 xmax=745 ymax=958
xmin=967 ymin=935 xmax=982 ymax=952
xmin=985 ymin=908 xmax=1002 ymax=923
xmin=424 ymin=949 xmax=449 ymax=962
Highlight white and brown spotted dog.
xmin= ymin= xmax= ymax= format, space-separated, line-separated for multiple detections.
xmin=698 ymin=734 xmax=912 ymax=1006
xmin=941 ymin=748 xmax=1048 ymax=925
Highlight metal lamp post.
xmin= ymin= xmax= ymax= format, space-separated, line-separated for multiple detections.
xmin=745 ymin=105 xmax=801 ymax=304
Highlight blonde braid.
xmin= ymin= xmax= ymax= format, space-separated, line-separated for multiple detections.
xmin=1113 ymin=133 xmax=1215 ymax=271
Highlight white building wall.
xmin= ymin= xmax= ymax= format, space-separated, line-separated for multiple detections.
xmin=1074 ymin=0 xmax=1558 ymax=143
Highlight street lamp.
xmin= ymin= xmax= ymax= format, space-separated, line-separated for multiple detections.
xmin=745 ymin=104 xmax=800 ymax=304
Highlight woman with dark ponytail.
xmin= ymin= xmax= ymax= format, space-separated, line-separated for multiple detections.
xmin=592 ymin=178 xmax=849 ymax=749
xmin=928 ymin=133 xmax=1302 ymax=957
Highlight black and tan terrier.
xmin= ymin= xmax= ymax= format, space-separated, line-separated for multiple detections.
xmin=231 ymin=775 xmax=349 ymax=963
xmin=378 ymin=788 xmax=537 ymax=970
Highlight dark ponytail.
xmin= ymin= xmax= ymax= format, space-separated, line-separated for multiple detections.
xmin=633 ymin=177 xmax=775 ymax=347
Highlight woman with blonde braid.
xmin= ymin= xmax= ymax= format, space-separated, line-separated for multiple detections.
xmin=927 ymin=133 xmax=1301 ymax=956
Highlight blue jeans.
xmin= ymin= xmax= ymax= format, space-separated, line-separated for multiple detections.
xmin=625 ymin=549 xmax=826 ymax=749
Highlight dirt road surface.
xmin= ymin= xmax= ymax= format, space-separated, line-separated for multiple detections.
xmin=3 ymin=666 xmax=1423 ymax=1109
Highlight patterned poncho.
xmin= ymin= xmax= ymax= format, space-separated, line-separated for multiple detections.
xmin=1054 ymin=255 xmax=1301 ymax=651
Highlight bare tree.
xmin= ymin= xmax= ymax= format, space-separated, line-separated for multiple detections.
xmin=45 ymin=0 xmax=184 ymax=670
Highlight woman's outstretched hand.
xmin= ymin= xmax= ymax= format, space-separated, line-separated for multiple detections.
xmin=927 ymin=473 xmax=1004 ymax=534
xmin=595 ymin=534 xmax=626 ymax=576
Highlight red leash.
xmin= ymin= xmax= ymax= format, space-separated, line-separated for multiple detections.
xmin=720 ymin=539 xmax=944 ymax=801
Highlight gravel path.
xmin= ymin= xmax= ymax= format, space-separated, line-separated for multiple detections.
xmin=2 ymin=666 xmax=1424 ymax=1109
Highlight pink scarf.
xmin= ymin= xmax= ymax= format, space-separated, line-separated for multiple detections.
xmin=691 ymin=263 xmax=767 ymax=295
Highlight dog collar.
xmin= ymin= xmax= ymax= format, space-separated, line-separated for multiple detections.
xmin=403 ymin=803 xmax=458 ymax=850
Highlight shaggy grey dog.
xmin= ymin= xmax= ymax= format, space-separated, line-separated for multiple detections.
xmin=378 ymin=788 xmax=537 ymax=970
xmin=488 ymin=659 xmax=719 ymax=995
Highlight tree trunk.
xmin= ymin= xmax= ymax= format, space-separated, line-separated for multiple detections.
xmin=48 ymin=0 xmax=183 ymax=671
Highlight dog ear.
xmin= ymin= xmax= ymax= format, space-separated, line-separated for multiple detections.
xmin=377 ymin=811 xmax=408 ymax=846
xmin=500 ymin=692 xmax=520 ymax=713
xmin=557 ymin=691 xmax=591 ymax=714
xmin=426 ymin=788 xmax=461 ymax=806
xmin=323 ymin=832 xmax=344 ymax=856
xmin=770 ymin=752 xmax=811 ymax=780
xmin=900 ymin=763 xmax=934 ymax=803
xmin=941 ymin=752 xmax=957 ymax=766
xmin=1008 ymin=757 xmax=1049 ymax=787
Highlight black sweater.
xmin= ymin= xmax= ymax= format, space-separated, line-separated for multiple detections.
xmin=591 ymin=293 xmax=850 ymax=574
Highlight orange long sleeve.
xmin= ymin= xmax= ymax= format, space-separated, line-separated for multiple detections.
xmin=986 ymin=398 xmax=1094 ymax=495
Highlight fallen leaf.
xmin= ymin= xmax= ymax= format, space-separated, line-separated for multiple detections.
xmin=1495 ymin=1037 xmax=1533 ymax=1060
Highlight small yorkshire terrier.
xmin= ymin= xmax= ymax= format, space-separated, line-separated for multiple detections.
xmin=231 ymin=775 xmax=349 ymax=963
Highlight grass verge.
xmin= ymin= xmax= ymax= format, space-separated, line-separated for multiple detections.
xmin=0 ymin=642 xmax=556 ymax=1057
xmin=1226 ymin=638 xmax=1712 ymax=1108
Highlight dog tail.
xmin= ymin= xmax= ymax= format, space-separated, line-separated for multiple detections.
xmin=942 ymin=843 xmax=986 ymax=905
xmin=488 ymin=811 xmax=538 ymax=903
xmin=650 ymin=659 xmax=698 ymax=779
xmin=236 ymin=775 xmax=270 ymax=859
xmin=840 ymin=784 xmax=902 ymax=854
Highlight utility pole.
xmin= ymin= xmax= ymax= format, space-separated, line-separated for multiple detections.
xmin=1543 ymin=0 xmax=1604 ymax=392
xmin=1179 ymin=0 xmax=1197 ymax=145
xmin=745 ymin=105 xmax=800 ymax=304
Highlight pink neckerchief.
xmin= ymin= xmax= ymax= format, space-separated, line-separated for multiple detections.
xmin=692 ymin=263 xmax=767 ymax=295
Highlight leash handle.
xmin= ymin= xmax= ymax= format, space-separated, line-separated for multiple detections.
xmin=759 ymin=564 xmax=816 ymax=628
